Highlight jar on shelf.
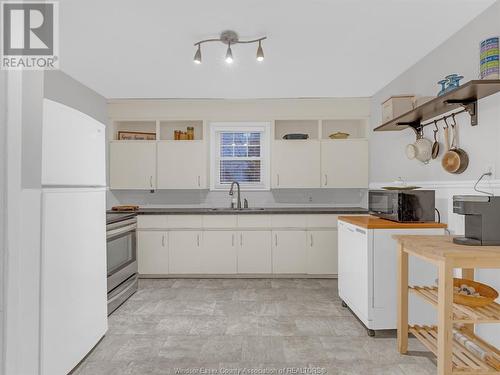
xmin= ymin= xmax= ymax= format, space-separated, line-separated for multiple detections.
xmin=187 ymin=126 xmax=194 ymax=140
xmin=179 ymin=132 xmax=188 ymax=140
xmin=174 ymin=130 xmax=180 ymax=140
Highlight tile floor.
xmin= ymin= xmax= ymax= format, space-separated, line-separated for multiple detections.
xmin=74 ymin=279 xmax=436 ymax=375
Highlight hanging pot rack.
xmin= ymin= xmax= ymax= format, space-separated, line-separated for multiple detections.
xmin=374 ymin=80 xmax=500 ymax=134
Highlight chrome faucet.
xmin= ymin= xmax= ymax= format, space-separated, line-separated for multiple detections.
xmin=229 ymin=181 xmax=241 ymax=209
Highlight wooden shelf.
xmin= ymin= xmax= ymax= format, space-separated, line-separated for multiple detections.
xmin=375 ymin=80 xmax=500 ymax=132
xmin=410 ymin=325 xmax=500 ymax=374
xmin=410 ymin=286 xmax=500 ymax=324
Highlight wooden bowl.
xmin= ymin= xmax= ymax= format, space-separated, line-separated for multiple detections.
xmin=453 ymin=278 xmax=499 ymax=307
xmin=329 ymin=132 xmax=350 ymax=139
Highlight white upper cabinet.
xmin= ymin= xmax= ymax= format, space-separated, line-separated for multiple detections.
xmin=271 ymin=140 xmax=321 ymax=188
xmin=321 ymin=139 xmax=368 ymax=188
xmin=157 ymin=141 xmax=207 ymax=189
xmin=109 ymin=141 xmax=156 ymax=190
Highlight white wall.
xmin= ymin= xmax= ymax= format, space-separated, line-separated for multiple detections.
xmin=369 ymin=1 xmax=500 ymax=346
xmin=370 ymin=1 xmax=500 ymax=183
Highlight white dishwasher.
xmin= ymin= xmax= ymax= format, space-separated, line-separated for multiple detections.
xmin=338 ymin=217 xmax=445 ymax=336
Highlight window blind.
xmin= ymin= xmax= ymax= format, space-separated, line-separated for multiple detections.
xmin=217 ymin=131 xmax=263 ymax=185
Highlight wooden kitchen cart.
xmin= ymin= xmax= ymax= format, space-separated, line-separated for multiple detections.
xmin=395 ymin=235 xmax=500 ymax=375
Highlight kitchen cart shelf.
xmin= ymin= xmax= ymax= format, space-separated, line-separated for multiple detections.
xmin=395 ymin=235 xmax=500 ymax=375
xmin=375 ymin=80 xmax=500 ymax=132
xmin=410 ymin=286 xmax=500 ymax=324
xmin=409 ymin=325 xmax=500 ymax=374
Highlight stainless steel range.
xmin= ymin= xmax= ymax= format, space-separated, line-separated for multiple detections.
xmin=106 ymin=212 xmax=138 ymax=315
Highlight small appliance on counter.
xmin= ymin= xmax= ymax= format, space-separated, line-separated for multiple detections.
xmin=106 ymin=212 xmax=138 ymax=314
xmin=453 ymin=195 xmax=500 ymax=245
xmin=369 ymin=189 xmax=436 ymax=222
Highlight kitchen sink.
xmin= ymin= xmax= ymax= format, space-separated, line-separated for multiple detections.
xmin=208 ymin=207 xmax=266 ymax=212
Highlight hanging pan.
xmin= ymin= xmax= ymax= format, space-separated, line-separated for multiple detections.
xmin=441 ymin=115 xmax=469 ymax=174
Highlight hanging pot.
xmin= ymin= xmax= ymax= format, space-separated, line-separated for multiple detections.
xmin=441 ymin=117 xmax=468 ymax=174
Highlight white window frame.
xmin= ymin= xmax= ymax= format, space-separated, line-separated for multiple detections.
xmin=210 ymin=122 xmax=271 ymax=191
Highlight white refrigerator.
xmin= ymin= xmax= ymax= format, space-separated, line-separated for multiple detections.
xmin=40 ymin=99 xmax=107 ymax=375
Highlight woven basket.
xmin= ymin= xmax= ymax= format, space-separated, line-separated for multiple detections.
xmin=453 ymin=278 xmax=499 ymax=307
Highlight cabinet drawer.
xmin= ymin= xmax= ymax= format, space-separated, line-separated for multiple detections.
xmin=202 ymin=215 xmax=237 ymax=228
xmin=238 ymin=215 xmax=272 ymax=228
xmin=137 ymin=215 xmax=168 ymax=229
xmin=307 ymin=214 xmax=338 ymax=228
xmin=271 ymin=214 xmax=307 ymax=228
xmin=167 ymin=215 xmax=202 ymax=229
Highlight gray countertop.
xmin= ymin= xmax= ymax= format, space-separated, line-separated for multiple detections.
xmin=132 ymin=207 xmax=368 ymax=215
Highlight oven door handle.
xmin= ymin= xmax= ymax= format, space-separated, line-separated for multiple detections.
xmin=107 ymin=224 xmax=137 ymax=239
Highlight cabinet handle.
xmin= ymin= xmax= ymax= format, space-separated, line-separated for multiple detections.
xmin=275 ymin=234 xmax=278 ymax=247
xmin=197 ymin=175 xmax=201 ymax=187
xmin=240 ymin=233 xmax=243 ymax=247
xmin=232 ymin=233 xmax=235 ymax=247
xmin=277 ymin=174 xmax=280 ymax=187
xmin=162 ymin=234 xmax=165 ymax=247
xmin=197 ymin=234 xmax=200 ymax=247
xmin=149 ymin=176 xmax=153 ymax=188
xmin=324 ymin=174 xmax=328 ymax=186
xmin=310 ymin=233 xmax=313 ymax=247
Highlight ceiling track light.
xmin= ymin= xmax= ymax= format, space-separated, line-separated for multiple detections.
xmin=193 ymin=30 xmax=267 ymax=64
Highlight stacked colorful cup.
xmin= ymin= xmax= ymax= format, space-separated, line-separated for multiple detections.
xmin=480 ymin=37 xmax=499 ymax=79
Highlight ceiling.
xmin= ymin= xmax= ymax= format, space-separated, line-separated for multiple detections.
xmin=58 ymin=0 xmax=496 ymax=99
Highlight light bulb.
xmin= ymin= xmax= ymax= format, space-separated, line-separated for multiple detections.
xmin=256 ymin=41 xmax=264 ymax=62
xmin=193 ymin=45 xmax=202 ymax=64
xmin=225 ymin=44 xmax=233 ymax=64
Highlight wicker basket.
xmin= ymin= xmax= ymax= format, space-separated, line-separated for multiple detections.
xmin=453 ymin=278 xmax=499 ymax=307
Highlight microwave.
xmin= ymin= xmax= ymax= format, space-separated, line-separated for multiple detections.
xmin=369 ymin=190 xmax=436 ymax=222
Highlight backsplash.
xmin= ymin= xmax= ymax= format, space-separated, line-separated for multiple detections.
xmin=106 ymin=188 xmax=368 ymax=209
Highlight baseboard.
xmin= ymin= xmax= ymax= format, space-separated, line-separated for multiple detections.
xmin=139 ymin=274 xmax=338 ymax=279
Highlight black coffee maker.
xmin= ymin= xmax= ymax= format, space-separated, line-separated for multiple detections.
xmin=453 ymin=195 xmax=500 ymax=246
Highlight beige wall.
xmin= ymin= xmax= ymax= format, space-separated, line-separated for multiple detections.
xmin=108 ymin=98 xmax=370 ymax=121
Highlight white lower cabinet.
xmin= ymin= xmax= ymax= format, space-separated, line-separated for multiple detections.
xmin=272 ymin=230 xmax=307 ymax=274
xmin=137 ymin=231 xmax=168 ymax=274
xmin=137 ymin=214 xmax=339 ymax=276
xmin=307 ymin=230 xmax=338 ymax=275
xmin=201 ymin=231 xmax=237 ymax=274
xmin=237 ymin=231 xmax=272 ymax=273
xmin=169 ymin=230 xmax=202 ymax=274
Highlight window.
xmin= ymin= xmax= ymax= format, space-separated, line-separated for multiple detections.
xmin=210 ymin=122 xmax=270 ymax=190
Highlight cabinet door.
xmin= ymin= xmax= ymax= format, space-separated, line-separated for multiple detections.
xmin=137 ymin=231 xmax=168 ymax=275
xmin=320 ymin=140 xmax=368 ymax=188
xmin=169 ymin=231 xmax=202 ymax=273
xmin=201 ymin=231 xmax=237 ymax=274
xmin=337 ymin=222 xmax=369 ymax=320
xmin=157 ymin=141 xmax=207 ymax=189
xmin=271 ymin=141 xmax=320 ymax=188
xmin=307 ymin=230 xmax=338 ymax=275
xmin=109 ymin=142 xmax=156 ymax=189
xmin=238 ymin=231 xmax=272 ymax=274
xmin=272 ymin=230 xmax=307 ymax=273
